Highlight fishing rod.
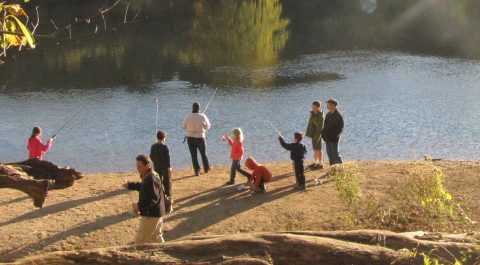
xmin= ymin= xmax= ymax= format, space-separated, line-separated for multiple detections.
xmin=304 ymin=166 xmax=326 ymax=187
xmin=51 ymin=103 xmax=88 ymax=138
xmin=265 ymin=120 xmax=282 ymax=136
xmin=203 ymin=87 xmax=218 ymax=114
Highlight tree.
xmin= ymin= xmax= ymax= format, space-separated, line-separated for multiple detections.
xmin=0 ymin=0 xmax=36 ymax=60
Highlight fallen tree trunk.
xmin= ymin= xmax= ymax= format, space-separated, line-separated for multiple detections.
xmin=0 ymin=164 xmax=52 ymax=208
xmin=8 ymin=159 xmax=83 ymax=189
xmin=0 ymin=160 xmax=83 ymax=208
xmin=6 ymin=232 xmax=478 ymax=265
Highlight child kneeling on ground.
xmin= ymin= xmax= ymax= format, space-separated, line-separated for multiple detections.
xmin=278 ymin=132 xmax=307 ymax=190
xmin=238 ymin=157 xmax=272 ymax=193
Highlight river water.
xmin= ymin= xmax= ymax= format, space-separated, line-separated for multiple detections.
xmin=1 ymin=0 xmax=479 ymax=172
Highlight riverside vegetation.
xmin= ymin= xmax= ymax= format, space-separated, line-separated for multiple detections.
xmin=328 ymin=162 xmax=480 ymax=265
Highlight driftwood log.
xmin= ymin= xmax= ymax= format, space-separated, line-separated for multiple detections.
xmin=0 ymin=159 xmax=83 ymax=208
xmin=5 ymin=231 xmax=479 ymax=265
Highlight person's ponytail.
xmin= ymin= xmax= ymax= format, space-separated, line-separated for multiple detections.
xmin=30 ymin=127 xmax=41 ymax=139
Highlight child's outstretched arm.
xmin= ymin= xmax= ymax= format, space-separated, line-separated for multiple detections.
xmin=278 ymin=135 xmax=291 ymax=150
xmin=225 ymin=134 xmax=233 ymax=146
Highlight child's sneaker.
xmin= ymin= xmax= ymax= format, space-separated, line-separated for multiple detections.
xmin=308 ymin=164 xmax=323 ymax=170
xmin=252 ymin=188 xmax=266 ymax=195
xmin=225 ymin=180 xmax=235 ymax=186
xmin=293 ymin=185 xmax=308 ymax=191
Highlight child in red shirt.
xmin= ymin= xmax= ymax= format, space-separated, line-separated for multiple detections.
xmin=240 ymin=157 xmax=272 ymax=193
xmin=27 ymin=126 xmax=54 ymax=160
xmin=224 ymin=128 xmax=244 ymax=185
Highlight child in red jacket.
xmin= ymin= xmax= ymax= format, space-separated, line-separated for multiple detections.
xmin=238 ymin=157 xmax=272 ymax=193
xmin=27 ymin=126 xmax=54 ymax=160
xmin=224 ymin=128 xmax=245 ymax=185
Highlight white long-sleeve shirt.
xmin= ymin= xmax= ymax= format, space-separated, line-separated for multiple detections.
xmin=182 ymin=113 xmax=211 ymax=138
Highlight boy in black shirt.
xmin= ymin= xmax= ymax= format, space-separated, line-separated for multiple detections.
xmin=279 ymin=132 xmax=308 ymax=190
xmin=150 ymin=130 xmax=173 ymax=212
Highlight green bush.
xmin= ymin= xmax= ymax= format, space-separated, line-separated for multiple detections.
xmin=328 ymin=164 xmax=361 ymax=206
xmin=351 ymin=162 xmax=475 ymax=232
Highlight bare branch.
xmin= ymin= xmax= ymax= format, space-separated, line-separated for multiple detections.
xmin=123 ymin=1 xmax=130 ymax=23
xmin=50 ymin=19 xmax=59 ymax=31
xmin=99 ymin=0 xmax=121 ymax=31
xmin=134 ymin=8 xmax=142 ymax=20
xmin=100 ymin=11 xmax=106 ymax=31
xmin=100 ymin=0 xmax=121 ymax=13
xmin=66 ymin=25 xmax=72 ymax=40
xmin=31 ymin=6 xmax=40 ymax=34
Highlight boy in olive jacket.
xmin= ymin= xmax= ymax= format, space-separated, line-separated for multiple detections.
xmin=306 ymin=100 xmax=324 ymax=170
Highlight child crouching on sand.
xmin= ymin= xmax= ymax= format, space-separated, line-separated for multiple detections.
xmin=224 ymin=128 xmax=245 ymax=185
xmin=279 ymin=132 xmax=307 ymax=190
xmin=238 ymin=157 xmax=272 ymax=193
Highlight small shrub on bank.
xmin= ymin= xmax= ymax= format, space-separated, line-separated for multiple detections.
xmin=417 ymin=246 xmax=480 ymax=265
xmin=328 ymin=164 xmax=361 ymax=206
xmin=351 ymin=162 xmax=475 ymax=232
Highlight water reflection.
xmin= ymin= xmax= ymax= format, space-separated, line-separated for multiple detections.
xmin=3 ymin=0 xmax=480 ymax=89
xmin=1 ymin=0 xmax=290 ymax=89
xmin=177 ymin=0 xmax=289 ymax=66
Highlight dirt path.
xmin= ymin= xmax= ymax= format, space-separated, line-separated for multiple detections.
xmin=1 ymin=160 xmax=479 ymax=262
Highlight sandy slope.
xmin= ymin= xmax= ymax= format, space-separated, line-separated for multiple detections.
xmin=0 ymin=160 xmax=479 ymax=262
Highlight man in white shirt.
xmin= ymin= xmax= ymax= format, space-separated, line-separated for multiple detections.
xmin=182 ymin=102 xmax=212 ymax=176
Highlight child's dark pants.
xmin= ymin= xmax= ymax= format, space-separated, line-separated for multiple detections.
xmin=237 ymin=169 xmax=266 ymax=190
xmin=293 ymin=160 xmax=306 ymax=187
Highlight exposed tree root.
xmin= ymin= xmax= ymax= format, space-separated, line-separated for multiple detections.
xmin=6 ymin=231 xmax=478 ymax=265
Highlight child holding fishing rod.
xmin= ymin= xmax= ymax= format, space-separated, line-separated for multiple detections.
xmin=27 ymin=126 xmax=55 ymax=160
xmin=265 ymin=120 xmax=307 ymax=190
xmin=28 ymin=101 xmax=88 ymax=160
xmin=278 ymin=132 xmax=308 ymax=191
xmin=223 ymin=128 xmax=245 ymax=185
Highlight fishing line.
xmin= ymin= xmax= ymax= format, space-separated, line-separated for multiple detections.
xmin=105 ymin=131 xmax=135 ymax=205
xmin=51 ymin=102 xmax=89 ymax=138
xmin=155 ymin=98 xmax=159 ymax=132
xmin=203 ymin=87 xmax=218 ymax=114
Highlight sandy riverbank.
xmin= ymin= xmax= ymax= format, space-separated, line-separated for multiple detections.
xmin=1 ymin=160 xmax=479 ymax=262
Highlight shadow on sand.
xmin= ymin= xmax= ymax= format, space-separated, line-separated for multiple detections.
xmin=0 ymin=189 xmax=128 ymax=227
xmin=165 ymin=171 xmax=306 ymax=241
xmin=2 ymin=211 xmax=133 ymax=262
